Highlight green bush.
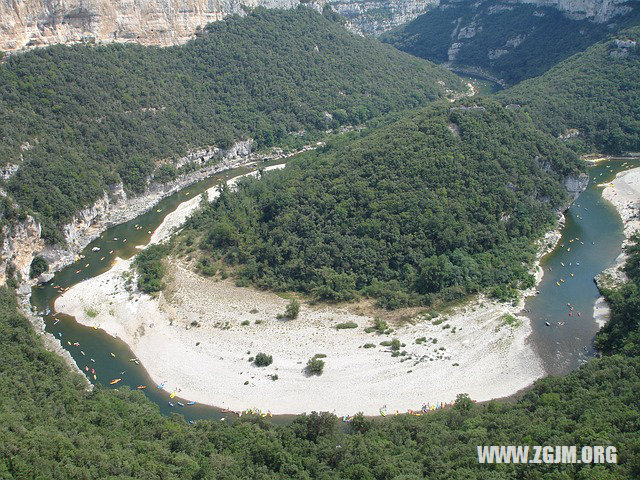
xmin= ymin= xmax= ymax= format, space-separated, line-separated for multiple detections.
xmin=278 ymin=299 xmax=300 ymax=320
xmin=335 ymin=321 xmax=358 ymax=330
xmin=254 ymin=353 xmax=273 ymax=367
xmin=306 ymin=356 xmax=325 ymax=376
xmin=29 ymin=256 xmax=49 ymax=279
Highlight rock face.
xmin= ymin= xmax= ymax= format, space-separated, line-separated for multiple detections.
xmin=1 ymin=0 xmax=634 ymax=50
xmin=0 ymin=215 xmax=44 ymax=285
xmin=0 ymin=139 xmax=255 ymax=288
xmin=521 ymin=0 xmax=635 ymax=22
xmin=331 ymin=0 xmax=437 ymax=36
xmin=564 ymin=171 xmax=590 ymax=201
xmin=0 ymin=0 xmax=303 ymax=52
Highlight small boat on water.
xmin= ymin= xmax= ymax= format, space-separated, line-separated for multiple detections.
xmin=168 ymin=402 xmax=174 ymax=407
xmin=137 ymin=385 xmax=147 ymax=389
xmin=187 ymin=401 xmax=196 ymax=406
xmin=170 ymin=391 xmax=177 ymax=399
xmin=110 ymin=378 xmax=122 ymax=385
xmin=545 ymin=322 xmax=551 ymax=326
xmin=177 ymin=402 xmax=185 ymax=407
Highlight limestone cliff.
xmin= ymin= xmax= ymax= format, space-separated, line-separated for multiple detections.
xmin=521 ymin=0 xmax=635 ymax=22
xmin=331 ymin=0 xmax=437 ymax=35
xmin=2 ymin=0 xmax=634 ymax=51
xmin=0 ymin=140 xmax=255 ymax=288
xmin=0 ymin=0 xmax=303 ymax=51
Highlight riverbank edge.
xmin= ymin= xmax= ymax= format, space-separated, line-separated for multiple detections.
xmin=594 ymin=165 xmax=640 ymax=327
xmin=16 ymin=144 xmax=320 ymax=387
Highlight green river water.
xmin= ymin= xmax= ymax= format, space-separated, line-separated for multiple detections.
xmin=29 ymin=158 xmax=639 ymax=422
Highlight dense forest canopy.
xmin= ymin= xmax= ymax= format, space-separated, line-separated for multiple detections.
xmin=382 ymin=0 xmax=640 ymax=86
xmin=2 ymin=237 xmax=640 ymax=478
xmin=174 ymin=99 xmax=583 ymax=308
xmin=499 ymin=25 xmax=640 ymax=154
xmin=0 ymin=7 xmax=463 ymax=242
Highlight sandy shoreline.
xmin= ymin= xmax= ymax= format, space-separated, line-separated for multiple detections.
xmin=595 ymin=166 xmax=640 ymax=326
xmin=56 ymin=259 xmax=544 ymax=415
xmin=54 ymin=167 xmax=556 ymax=416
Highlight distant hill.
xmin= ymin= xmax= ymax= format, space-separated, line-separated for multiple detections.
xmin=382 ymin=0 xmax=639 ymax=85
xmin=500 ymin=25 xmax=640 ymax=154
xmin=178 ymin=99 xmax=583 ymax=308
xmin=0 ymin=7 xmax=463 ymax=242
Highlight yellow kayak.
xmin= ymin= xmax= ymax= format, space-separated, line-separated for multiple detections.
xmin=170 ymin=392 xmax=177 ymax=399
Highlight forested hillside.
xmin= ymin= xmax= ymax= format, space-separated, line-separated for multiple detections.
xmin=2 ymin=239 xmax=639 ymax=478
xmin=0 ymin=7 xmax=463 ymax=243
xmin=174 ymin=99 xmax=582 ymax=308
xmin=500 ymin=25 xmax=640 ymax=154
xmin=382 ymin=0 xmax=639 ymax=85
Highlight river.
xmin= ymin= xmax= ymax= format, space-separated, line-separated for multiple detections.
xmin=29 ymin=158 xmax=638 ymax=422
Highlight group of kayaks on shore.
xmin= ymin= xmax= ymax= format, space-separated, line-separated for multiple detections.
xmin=341 ymin=402 xmax=458 ymax=422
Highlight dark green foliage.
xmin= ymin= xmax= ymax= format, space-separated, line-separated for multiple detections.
xmin=305 ymin=356 xmax=325 ymax=375
xmin=1 ymin=236 xmax=640 ymax=478
xmin=253 ymin=353 xmax=273 ymax=367
xmin=595 ymin=236 xmax=640 ymax=357
xmin=383 ymin=0 xmax=639 ymax=86
xmin=28 ymin=256 xmax=48 ymax=279
xmin=0 ymin=8 xmax=462 ymax=240
xmin=184 ymin=99 xmax=582 ymax=307
xmin=335 ymin=321 xmax=358 ymax=329
xmin=500 ymin=25 xmax=640 ymax=154
xmin=278 ymin=299 xmax=300 ymax=320
xmin=133 ymin=244 xmax=169 ymax=294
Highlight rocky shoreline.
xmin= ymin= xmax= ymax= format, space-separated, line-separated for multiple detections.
xmin=594 ymin=166 xmax=640 ymax=326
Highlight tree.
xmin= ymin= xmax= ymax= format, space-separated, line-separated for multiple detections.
xmin=254 ymin=353 xmax=273 ymax=367
xmin=29 ymin=256 xmax=49 ymax=279
xmin=305 ymin=356 xmax=325 ymax=375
